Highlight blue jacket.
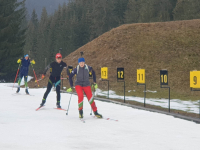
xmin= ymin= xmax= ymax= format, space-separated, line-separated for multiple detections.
xmin=20 ymin=58 xmax=30 ymax=76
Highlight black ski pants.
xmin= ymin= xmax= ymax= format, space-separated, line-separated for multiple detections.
xmin=43 ymin=75 xmax=61 ymax=104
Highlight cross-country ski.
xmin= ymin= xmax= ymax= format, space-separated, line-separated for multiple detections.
xmin=80 ymin=118 xmax=85 ymax=123
xmin=54 ymin=108 xmax=67 ymax=111
xmin=36 ymin=106 xmax=45 ymax=111
xmin=92 ymin=116 xmax=118 ymax=122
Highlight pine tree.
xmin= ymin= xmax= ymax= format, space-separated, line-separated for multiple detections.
xmin=31 ymin=9 xmax=39 ymax=28
xmin=125 ymin=0 xmax=140 ymax=23
xmin=168 ymin=0 xmax=178 ymax=20
xmin=173 ymin=0 xmax=200 ymax=21
xmin=125 ymin=0 xmax=174 ymax=23
xmin=113 ymin=0 xmax=129 ymax=25
xmin=0 ymin=0 xmax=27 ymax=81
xmin=35 ymin=7 xmax=49 ymax=72
xmin=89 ymin=0 xmax=117 ymax=39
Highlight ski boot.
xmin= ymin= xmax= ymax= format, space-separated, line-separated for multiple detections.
xmin=56 ymin=102 xmax=61 ymax=109
xmin=94 ymin=111 xmax=102 ymax=118
xmin=79 ymin=110 xmax=83 ymax=118
xmin=16 ymin=87 xmax=20 ymax=93
xmin=25 ymin=88 xmax=29 ymax=95
xmin=40 ymin=99 xmax=46 ymax=107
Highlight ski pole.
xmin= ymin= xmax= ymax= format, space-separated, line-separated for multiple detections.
xmin=35 ymin=74 xmax=45 ymax=82
xmin=90 ymin=89 xmax=93 ymax=115
xmin=66 ymin=93 xmax=73 ymax=115
xmin=35 ymin=78 xmax=43 ymax=82
xmin=90 ymin=107 xmax=93 ymax=115
xmin=90 ymin=84 xmax=96 ymax=115
xmin=12 ymin=64 xmax=21 ymax=90
xmin=31 ymin=64 xmax=39 ymax=87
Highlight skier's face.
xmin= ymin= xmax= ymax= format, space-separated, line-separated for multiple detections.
xmin=25 ymin=56 xmax=29 ymax=60
xmin=56 ymin=58 xmax=62 ymax=63
xmin=79 ymin=62 xmax=85 ymax=67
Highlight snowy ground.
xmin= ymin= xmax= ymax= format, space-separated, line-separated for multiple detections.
xmin=0 ymin=84 xmax=200 ymax=150
xmin=97 ymin=89 xmax=200 ymax=114
xmin=5 ymin=76 xmax=33 ymax=88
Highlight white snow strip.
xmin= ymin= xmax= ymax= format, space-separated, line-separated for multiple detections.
xmin=5 ymin=76 xmax=33 ymax=88
xmin=0 ymin=84 xmax=200 ymax=150
xmin=146 ymin=90 xmax=157 ymax=93
xmin=96 ymin=89 xmax=200 ymax=114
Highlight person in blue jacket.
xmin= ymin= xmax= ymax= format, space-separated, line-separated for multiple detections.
xmin=16 ymin=54 xmax=35 ymax=94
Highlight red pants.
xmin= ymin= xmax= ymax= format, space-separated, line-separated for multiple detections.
xmin=75 ymin=85 xmax=97 ymax=112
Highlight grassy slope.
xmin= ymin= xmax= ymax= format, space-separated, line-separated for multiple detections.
xmin=29 ymin=19 xmax=200 ymax=101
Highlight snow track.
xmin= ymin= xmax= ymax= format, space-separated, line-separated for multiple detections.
xmin=0 ymin=84 xmax=200 ymax=150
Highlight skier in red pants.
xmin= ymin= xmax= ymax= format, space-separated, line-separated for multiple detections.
xmin=67 ymin=57 xmax=102 ymax=118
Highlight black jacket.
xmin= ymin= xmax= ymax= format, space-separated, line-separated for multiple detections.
xmin=44 ymin=61 xmax=67 ymax=77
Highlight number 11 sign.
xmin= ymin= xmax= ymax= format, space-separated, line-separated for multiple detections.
xmin=137 ymin=69 xmax=145 ymax=84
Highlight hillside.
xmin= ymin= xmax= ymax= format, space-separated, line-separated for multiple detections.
xmin=29 ymin=19 xmax=200 ymax=101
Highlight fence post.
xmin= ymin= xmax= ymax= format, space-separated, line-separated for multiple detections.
xmin=117 ymin=68 xmax=125 ymax=103
xmin=137 ymin=69 xmax=146 ymax=107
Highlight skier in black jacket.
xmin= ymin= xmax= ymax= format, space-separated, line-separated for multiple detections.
xmin=39 ymin=53 xmax=67 ymax=108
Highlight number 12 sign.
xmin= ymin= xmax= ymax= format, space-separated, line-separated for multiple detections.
xmin=117 ymin=68 xmax=124 ymax=80
xmin=137 ymin=69 xmax=145 ymax=84
xmin=190 ymin=71 xmax=200 ymax=88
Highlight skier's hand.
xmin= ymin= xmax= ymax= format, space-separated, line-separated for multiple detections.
xmin=92 ymin=83 xmax=98 ymax=90
xmin=67 ymin=87 xmax=73 ymax=92
xmin=17 ymin=59 xmax=21 ymax=64
xmin=42 ymin=74 xmax=45 ymax=79
xmin=31 ymin=60 xmax=35 ymax=65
